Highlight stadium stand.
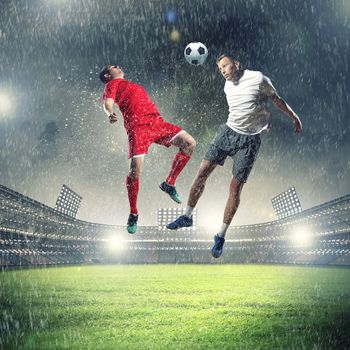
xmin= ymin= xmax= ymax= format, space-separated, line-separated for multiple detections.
xmin=1 ymin=184 xmax=349 ymax=267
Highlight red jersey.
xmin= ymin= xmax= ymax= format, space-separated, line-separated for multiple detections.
xmin=103 ymin=78 xmax=163 ymax=133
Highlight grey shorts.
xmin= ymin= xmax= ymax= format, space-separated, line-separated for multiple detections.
xmin=204 ymin=124 xmax=261 ymax=182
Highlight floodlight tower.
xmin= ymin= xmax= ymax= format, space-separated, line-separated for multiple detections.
xmin=55 ymin=185 xmax=82 ymax=218
xmin=0 ymin=91 xmax=12 ymax=115
xmin=271 ymin=187 xmax=302 ymax=220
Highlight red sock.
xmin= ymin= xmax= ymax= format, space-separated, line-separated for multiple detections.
xmin=126 ymin=176 xmax=139 ymax=215
xmin=166 ymin=152 xmax=191 ymax=186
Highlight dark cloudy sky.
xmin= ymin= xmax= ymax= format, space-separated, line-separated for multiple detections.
xmin=0 ymin=0 xmax=349 ymax=226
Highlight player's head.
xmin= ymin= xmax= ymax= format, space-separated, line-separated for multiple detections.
xmin=99 ymin=65 xmax=124 ymax=84
xmin=216 ymin=54 xmax=241 ymax=81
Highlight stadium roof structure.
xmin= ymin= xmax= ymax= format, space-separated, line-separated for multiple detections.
xmin=1 ymin=184 xmax=350 ymax=266
xmin=0 ymin=184 xmax=110 ymax=241
xmin=1 ymin=184 xmax=350 ymax=242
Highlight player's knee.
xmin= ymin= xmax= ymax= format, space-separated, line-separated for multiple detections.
xmin=128 ymin=169 xmax=140 ymax=180
xmin=200 ymin=162 xmax=214 ymax=177
xmin=230 ymin=188 xmax=240 ymax=199
xmin=195 ymin=169 xmax=209 ymax=184
xmin=188 ymin=138 xmax=196 ymax=153
xmin=181 ymin=137 xmax=196 ymax=155
xmin=191 ymin=180 xmax=205 ymax=197
xmin=230 ymin=181 xmax=243 ymax=197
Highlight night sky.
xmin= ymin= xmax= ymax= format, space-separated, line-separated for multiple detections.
xmin=0 ymin=0 xmax=349 ymax=226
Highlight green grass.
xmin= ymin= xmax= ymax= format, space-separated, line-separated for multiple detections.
xmin=1 ymin=264 xmax=350 ymax=349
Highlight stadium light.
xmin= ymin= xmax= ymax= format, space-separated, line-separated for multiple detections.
xmin=0 ymin=91 xmax=12 ymax=115
xmin=107 ymin=235 xmax=126 ymax=251
xmin=272 ymin=187 xmax=302 ymax=220
xmin=199 ymin=212 xmax=221 ymax=233
xmin=55 ymin=184 xmax=82 ymax=218
xmin=289 ymin=225 xmax=313 ymax=246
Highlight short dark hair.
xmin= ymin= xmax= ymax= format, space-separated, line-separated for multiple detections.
xmin=99 ymin=65 xmax=111 ymax=84
xmin=216 ymin=54 xmax=236 ymax=64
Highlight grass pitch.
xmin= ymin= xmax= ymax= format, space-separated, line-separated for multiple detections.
xmin=1 ymin=264 xmax=350 ymax=349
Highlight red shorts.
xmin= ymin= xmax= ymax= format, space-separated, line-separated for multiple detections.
xmin=128 ymin=120 xmax=183 ymax=158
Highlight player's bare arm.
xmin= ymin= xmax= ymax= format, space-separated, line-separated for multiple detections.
xmin=103 ymin=98 xmax=118 ymax=123
xmin=270 ymin=93 xmax=302 ymax=133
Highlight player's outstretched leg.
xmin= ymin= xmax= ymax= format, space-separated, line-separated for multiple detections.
xmin=160 ymin=132 xmax=196 ymax=204
xmin=211 ymin=177 xmax=244 ymax=257
xmin=126 ymin=156 xmax=143 ymax=234
xmin=166 ymin=160 xmax=217 ymax=230
xmin=126 ymin=174 xmax=139 ymax=234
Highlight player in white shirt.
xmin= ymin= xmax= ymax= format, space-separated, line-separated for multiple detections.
xmin=167 ymin=54 xmax=302 ymax=258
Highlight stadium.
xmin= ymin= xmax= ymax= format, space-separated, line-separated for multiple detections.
xmin=1 ymin=184 xmax=349 ymax=267
xmin=1 ymin=184 xmax=350 ymax=349
xmin=1 ymin=1 xmax=350 ymax=348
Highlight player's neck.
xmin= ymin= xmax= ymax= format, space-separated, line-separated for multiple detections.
xmin=110 ymin=74 xmax=125 ymax=81
xmin=232 ymin=69 xmax=244 ymax=82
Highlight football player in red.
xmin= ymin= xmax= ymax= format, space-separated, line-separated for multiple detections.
xmin=100 ymin=65 xmax=196 ymax=234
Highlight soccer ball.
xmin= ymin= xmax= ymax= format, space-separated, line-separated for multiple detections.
xmin=184 ymin=42 xmax=208 ymax=66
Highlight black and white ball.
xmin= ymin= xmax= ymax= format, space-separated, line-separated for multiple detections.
xmin=184 ymin=42 xmax=208 ymax=66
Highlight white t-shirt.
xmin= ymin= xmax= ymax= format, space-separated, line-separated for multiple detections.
xmin=224 ymin=69 xmax=276 ymax=135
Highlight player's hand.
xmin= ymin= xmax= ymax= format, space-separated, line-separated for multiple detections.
xmin=293 ymin=116 xmax=302 ymax=133
xmin=109 ymin=112 xmax=118 ymax=124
